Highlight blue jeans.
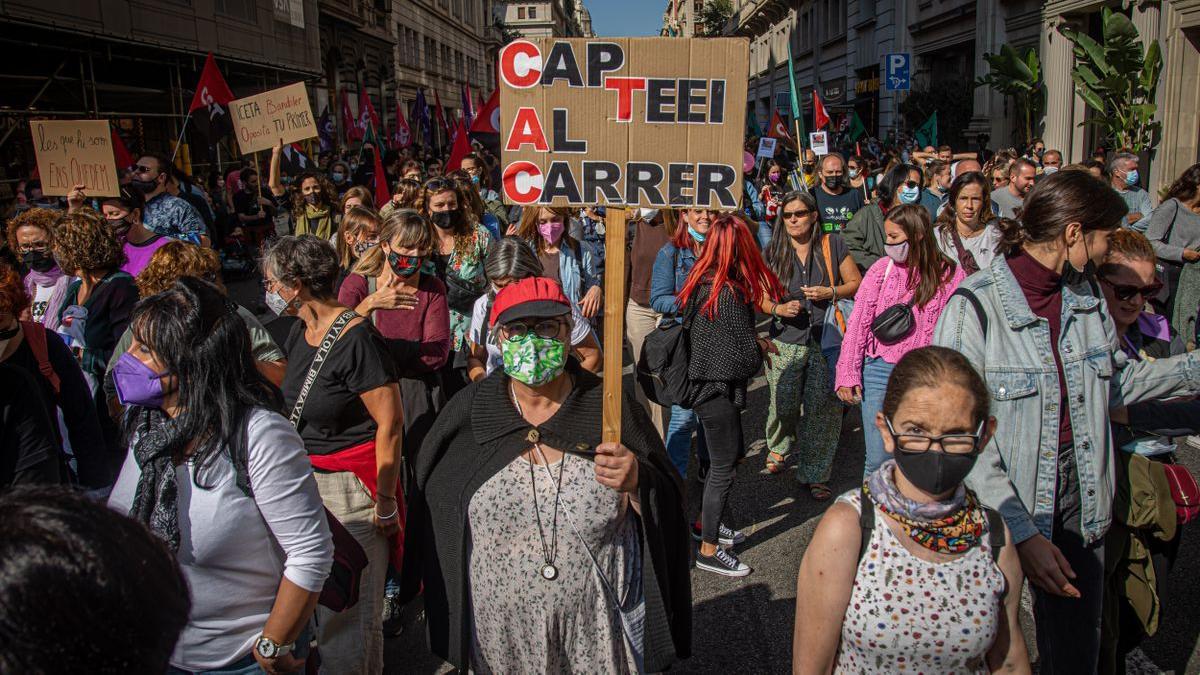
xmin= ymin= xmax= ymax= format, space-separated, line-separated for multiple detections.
xmin=666 ymin=404 xmax=708 ymax=477
xmin=861 ymin=357 xmax=895 ymax=477
xmin=756 ymin=221 xmax=772 ymax=249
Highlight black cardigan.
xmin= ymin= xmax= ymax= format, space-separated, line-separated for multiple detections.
xmin=405 ymin=361 xmax=692 ymax=671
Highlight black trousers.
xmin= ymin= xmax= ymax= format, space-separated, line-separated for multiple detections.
xmin=694 ymin=394 xmax=744 ymax=545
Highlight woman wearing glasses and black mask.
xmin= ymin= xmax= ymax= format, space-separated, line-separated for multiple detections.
xmin=408 ymin=276 xmax=690 ymax=673
xmin=423 ymin=179 xmax=491 ymax=398
xmin=795 ymin=346 xmax=1029 ymax=674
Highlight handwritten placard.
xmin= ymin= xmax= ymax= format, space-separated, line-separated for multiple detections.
xmin=30 ymin=120 xmax=120 ymax=197
xmin=231 ymin=81 xmax=317 ymax=155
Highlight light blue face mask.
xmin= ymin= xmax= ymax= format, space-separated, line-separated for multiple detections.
xmin=899 ymin=185 xmax=921 ymax=204
xmin=1125 ymin=169 xmax=1140 ymax=186
xmin=688 ymin=225 xmax=706 ymax=243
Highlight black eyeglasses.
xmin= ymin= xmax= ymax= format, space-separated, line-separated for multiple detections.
xmin=782 ymin=208 xmax=813 ymax=219
xmin=1101 ymin=277 xmax=1163 ymax=301
xmin=885 ymin=418 xmax=983 ymax=455
xmin=16 ymin=242 xmax=49 ymax=253
xmin=501 ymin=318 xmax=566 ymax=341
xmin=133 ymin=164 xmax=156 ymax=175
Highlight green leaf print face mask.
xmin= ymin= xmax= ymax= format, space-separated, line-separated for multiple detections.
xmin=501 ymin=333 xmax=567 ymax=386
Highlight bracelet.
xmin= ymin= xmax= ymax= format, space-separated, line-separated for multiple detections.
xmin=830 ymin=285 xmax=837 ymax=301
xmin=770 ymin=304 xmax=778 ymax=319
xmin=375 ymin=506 xmax=399 ymax=520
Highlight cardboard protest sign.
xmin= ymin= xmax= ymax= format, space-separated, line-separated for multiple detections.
xmin=809 ymin=131 xmax=829 ymax=156
xmin=756 ymin=137 xmax=777 ymax=159
xmin=499 ymin=37 xmax=749 ymax=209
xmin=30 ymin=120 xmax=120 ymax=197
xmin=231 ymin=82 xmax=317 ymax=155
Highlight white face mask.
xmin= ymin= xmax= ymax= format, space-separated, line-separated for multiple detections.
xmin=265 ymin=289 xmax=291 ymax=316
xmin=638 ymin=207 xmax=660 ymax=222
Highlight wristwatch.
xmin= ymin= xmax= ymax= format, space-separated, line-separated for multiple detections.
xmin=255 ymin=634 xmax=295 ymax=660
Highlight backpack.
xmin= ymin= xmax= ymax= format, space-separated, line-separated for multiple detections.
xmin=857 ymin=486 xmax=1006 ymax=565
xmin=636 ymin=295 xmax=699 ymax=407
xmin=20 ymin=321 xmax=60 ymax=397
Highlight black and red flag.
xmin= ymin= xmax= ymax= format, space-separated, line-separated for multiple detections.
xmin=188 ymin=53 xmax=235 ymax=154
xmin=468 ymin=88 xmax=501 ymax=156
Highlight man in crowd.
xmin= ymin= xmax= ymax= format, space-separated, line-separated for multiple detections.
xmin=130 ymin=154 xmax=209 ymax=246
xmin=1041 ymin=149 xmax=1063 ymax=175
xmin=232 ymin=168 xmax=273 ymax=244
xmin=814 ymin=153 xmax=864 ymax=233
xmin=1109 ymin=151 xmax=1154 ymax=231
xmin=797 ymin=147 xmax=818 ymax=190
xmin=951 ymin=158 xmax=983 ymax=181
xmin=990 ymin=157 xmax=1036 ymax=219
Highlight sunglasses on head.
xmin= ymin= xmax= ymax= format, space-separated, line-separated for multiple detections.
xmin=1102 ymin=277 xmax=1163 ymax=301
xmin=424 ymin=178 xmax=455 ymax=192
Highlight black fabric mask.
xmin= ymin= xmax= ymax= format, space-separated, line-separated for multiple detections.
xmin=892 ymin=448 xmax=979 ymax=495
xmin=304 ymin=193 xmax=320 ymax=206
xmin=131 ymin=178 xmax=159 ymax=195
xmin=1061 ymin=235 xmax=1097 ymax=286
xmin=824 ymin=175 xmax=843 ymax=190
xmin=21 ymin=250 xmax=55 ymax=273
xmin=431 ymin=209 xmax=462 ymax=230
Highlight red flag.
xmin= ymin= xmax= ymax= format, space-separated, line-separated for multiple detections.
xmin=768 ymin=111 xmax=792 ymax=141
xmin=392 ymin=101 xmax=412 ymax=149
xmin=432 ymin=89 xmax=450 ymax=137
xmin=358 ymin=90 xmax=381 ymax=143
xmin=188 ymin=53 xmax=233 ymax=112
xmin=110 ymin=125 xmax=134 ymax=170
xmin=813 ymin=90 xmax=830 ymax=130
xmin=341 ymin=89 xmax=362 ymax=142
xmin=372 ymin=147 xmax=389 ymax=209
xmin=470 ymin=89 xmax=500 ymax=134
xmin=445 ymin=120 xmax=471 ymax=173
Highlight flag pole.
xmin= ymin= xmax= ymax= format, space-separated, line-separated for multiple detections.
xmin=169 ymin=111 xmax=193 ymax=164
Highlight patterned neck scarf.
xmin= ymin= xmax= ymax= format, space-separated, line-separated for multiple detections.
xmin=865 ymin=460 xmax=984 ymax=554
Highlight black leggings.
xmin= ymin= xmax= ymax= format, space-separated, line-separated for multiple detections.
xmin=695 ymin=394 xmax=744 ymax=545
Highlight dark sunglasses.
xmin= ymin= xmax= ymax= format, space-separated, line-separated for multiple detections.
xmin=903 ymin=180 xmax=920 ymax=189
xmin=133 ymin=164 xmax=156 ymax=174
xmin=1102 ymin=277 xmax=1163 ymax=301
xmin=782 ymin=208 xmax=814 ymax=219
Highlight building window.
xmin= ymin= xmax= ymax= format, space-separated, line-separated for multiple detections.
xmin=824 ymin=0 xmax=845 ymax=39
xmin=464 ymin=0 xmax=475 ymax=25
xmin=798 ymin=7 xmax=811 ymax=51
xmin=529 ymin=6 xmax=537 ymax=19
xmin=518 ymin=6 xmax=526 ymax=18
xmin=215 ymin=0 xmax=255 ymax=22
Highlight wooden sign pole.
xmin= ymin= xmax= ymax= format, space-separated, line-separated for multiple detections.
xmin=601 ymin=207 xmax=628 ymax=444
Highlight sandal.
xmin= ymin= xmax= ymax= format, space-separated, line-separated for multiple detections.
xmin=809 ymin=483 xmax=833 ymax=501
xmin=764 ymin=451 xmax=788 ymax=474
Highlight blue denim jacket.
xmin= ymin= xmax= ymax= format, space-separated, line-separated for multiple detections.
xmin=933 ymin=254 xmax=1200 ymax=544
xmin=527 ymin=238 xmax=599 ymax=306
xmin=649 ymin=241 xmax=699 ymax=316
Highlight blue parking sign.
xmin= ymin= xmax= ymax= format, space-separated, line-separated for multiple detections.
xmin=885 ymin=53 xmax=910 ymax=91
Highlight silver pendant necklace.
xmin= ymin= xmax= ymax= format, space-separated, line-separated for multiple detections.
xmin=511 ymin=383 xmax=566 ymax=581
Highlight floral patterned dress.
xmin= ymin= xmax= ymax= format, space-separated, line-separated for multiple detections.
xmin=432 ymin=224 xmax=490 ymax=352
xmin=834 ymin=491 xmax=1006 ymax=673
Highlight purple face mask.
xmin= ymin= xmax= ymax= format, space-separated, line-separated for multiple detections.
xmin=113 ymin=352 xmax=166 ymax=408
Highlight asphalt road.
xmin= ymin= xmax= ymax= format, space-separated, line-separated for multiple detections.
xmin=225 ymin=279 xmax=1200 ymax=674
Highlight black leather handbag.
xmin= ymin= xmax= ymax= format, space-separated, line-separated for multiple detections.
xmin=869 ymin=259 xmax=916 ymax=345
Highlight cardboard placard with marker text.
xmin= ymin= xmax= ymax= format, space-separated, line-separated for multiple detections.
xmin=231 ymin=82 xmax=317 ymax=155
xmin=30 ymin=120 xmax=120 ymax=197
xmin=499 ymin=38 xmax=749 ymax=209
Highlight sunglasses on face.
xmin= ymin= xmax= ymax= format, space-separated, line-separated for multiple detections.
xmin=1102 ymin=277 xmax=1163 ymax=301
xmin=782 ymin=208 xmax=813 ymax=220
xmin=501 ymin=318 xmax=565 ymax=341
xmin=903 ymin=180 xmax=919 ymax=189
xmin=17 ymin=242 xmax=49 ymax=253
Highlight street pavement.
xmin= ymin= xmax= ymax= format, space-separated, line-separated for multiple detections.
xmin=225 ymin=280 xmax=1200 ymax=674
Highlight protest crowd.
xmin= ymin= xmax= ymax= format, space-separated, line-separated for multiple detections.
xmin=6 ymin=42 xmax=1200 ymax=675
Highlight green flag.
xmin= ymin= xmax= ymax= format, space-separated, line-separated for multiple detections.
xmin=848 ymin=110 xmax=867 ymax=142
xmin=914 ymin=111 xmax=938 ymax=147
xmin=786 ymin=42 xmax=806 ymax=149
xmin=746 ymin=109 xmax=761 ymax=138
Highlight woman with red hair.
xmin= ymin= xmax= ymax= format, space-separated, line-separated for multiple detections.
xmin=679 ymin=213 xmax=784 ymax=577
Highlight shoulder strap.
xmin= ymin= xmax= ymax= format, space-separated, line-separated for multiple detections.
xmin=820 ymin=235 xmax=847 ymax=333
xmin=983 ymin=507 xmax=1006 ymax=564
xmin=288 ymin=310 xmax=360 ymax=427
xmin=366 ymin=276 xmax=378 ymax=327
xmin=950 ymin=287 xmax=988 ymax=336
xmin=948 ymin=226 xmax=980 ymax=275
xmin=1163 ymin=198 xmax=1182 ymax=245
xmin=20 ymin=321 xmax=60 ymax=396
xmin=858 ymin=485 xmax=875 ymax=563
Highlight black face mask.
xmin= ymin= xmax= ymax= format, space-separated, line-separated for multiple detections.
xmin=431 ymin=209 xmax=462 ymax=230
xmin=21 ymin=250 xmax=55 ymax=273
xmin=304 ymin=193 xmax=320 ymax=206
xmin=1060 ymin=235 xmax=1097 ymax=286
xmin=824 ymin=175 xmax=843 ymax=190
xmin=131 ymin=177 xmax=159 ymax=195
xmin=892 ymin=447 xmax=979 ymax=495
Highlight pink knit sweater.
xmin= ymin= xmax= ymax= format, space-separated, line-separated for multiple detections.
xmin=834 ymin=256 xmax=966 ymax=389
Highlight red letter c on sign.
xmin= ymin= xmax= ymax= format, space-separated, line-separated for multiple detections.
xmin=503 ymin=161 xmax=544 ymax=205
xmin=499 ymin=41 xmax=542 ymax=89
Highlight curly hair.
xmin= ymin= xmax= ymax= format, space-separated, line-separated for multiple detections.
xmin=0 ymin=261 xmax=31 ymax=318
xmin=53 ymin=211 xmax=125 ymax=275
xmin=288 ymin=172 xmax=339 ymax=221
xmin=5 ymin=207 xmax=59 ymax=254
xmin=135 ymin=241 xmax=223 ymax=296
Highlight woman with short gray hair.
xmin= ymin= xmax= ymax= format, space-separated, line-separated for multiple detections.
xmin=263 ymin=234 xmax=403 ymax=674
xmin=465 ymin=236 xmax=601 ymax=380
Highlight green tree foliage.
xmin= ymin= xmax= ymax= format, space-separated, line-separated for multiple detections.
xmin=696 ymin=0 xmax=734 ymax=36
xmin=975 ymin=44 xmax=1045 ymax=146
xmin=1062 ymin=7 xmax=1162 ymax=152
